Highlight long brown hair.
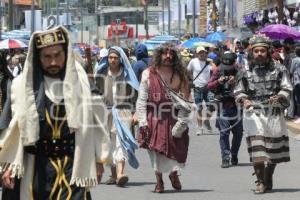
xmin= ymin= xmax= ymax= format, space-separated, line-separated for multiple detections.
xmin=151 ymin=42 xmax=189 ymax=86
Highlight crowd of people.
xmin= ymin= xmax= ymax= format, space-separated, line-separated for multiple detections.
xmin=0 ymin=25 xmax=298 ymax=199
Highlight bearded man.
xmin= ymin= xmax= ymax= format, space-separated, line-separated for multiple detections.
xmin=136 ymin=42 xmax=192 ymax=193
xmin=234 ymin=33 xmax=292 ymax=194
xmin=0 ymin=26 xmax=111 ymax=199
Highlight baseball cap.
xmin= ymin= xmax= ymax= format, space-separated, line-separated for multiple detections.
xmin=99 ymin=48 xmax=108 ymax=57
xmin=221 ymin=52 xmax=237 ymax=66
xmin=196 ymin=46 xmax=207 ymax=53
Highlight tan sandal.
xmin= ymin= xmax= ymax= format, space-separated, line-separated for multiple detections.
xmin=154 ymin=181 xmax=164 ymax=193
xmin=169 ymin=171 xmax=182 ymax=190
xmin=116 ymin=175 xmax=129 ymax=187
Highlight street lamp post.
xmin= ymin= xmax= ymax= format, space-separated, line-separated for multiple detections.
xmin=31 ymin=0 xmax=35 ymax=34
xmin=192 ymin=0 xmax=196 ymax=37
xmin=178 ymin=0 xmax=181 ymax=38
xmin=162 ymin=0 xmax=165 ymax=34
xmin=81 ymin=5 xmax=83 ymax=43
xmin=136 ymin=10 xmax=139 ymax=39
xmin=0 ymin=4 xmax=2 ymax=39
xmin=144 ymin=3 xmax=149 ymax=39
xmin=47 ymin=0 xmax=50 ymax=15
xmin=56 ymin=0 xmax=60 ymax=25
xmin=8 ymin=0 xmax=13 ymax=30
xmin=168 ymin=0 xmax=171 ymax=35
xmin=66 ymin=0 xmax=70 ymax=28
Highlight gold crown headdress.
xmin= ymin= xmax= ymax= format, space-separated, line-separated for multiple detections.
xmin=249 ymin=33 xmax=271 ymax=49
xmin=35 ymin=28 xmax=66 ymax=49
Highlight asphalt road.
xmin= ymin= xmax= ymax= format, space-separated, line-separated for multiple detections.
xmin=1 ymin=119 xmax=299 ymax=200
xmin=91 ymin=120 xmax=300 ymax=200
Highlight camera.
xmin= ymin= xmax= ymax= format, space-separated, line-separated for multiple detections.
xmin=223 ymin=76 xmax=229 ymax=82
xmin=222 ymin=76 xmax=233 ymax=97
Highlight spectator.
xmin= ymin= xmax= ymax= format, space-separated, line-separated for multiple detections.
xmin=133 ymin=44 xmax=150 ymax=81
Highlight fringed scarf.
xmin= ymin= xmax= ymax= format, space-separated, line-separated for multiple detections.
xmin=0 ymin=26 xmax=111 ymax=193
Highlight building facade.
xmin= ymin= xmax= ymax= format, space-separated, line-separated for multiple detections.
xmin=242 ymin=0 xmax=299 ymax=31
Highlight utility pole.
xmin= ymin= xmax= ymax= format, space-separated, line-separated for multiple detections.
xmin=168 ymin=0 xmax=171 ymax=35
xmin=47 ymin=0 xmax=50 ymax=15
xmin=144 ymin=2 xmax=149 ymax=39
xmin=219 ymin=0 xmax=225 ymax=26
xmin=192 ymin=0 xmax=196 ymax=37
xmin=66 ymin=0 xmax=70 ymax=28
xmin=0 ymin=2 xmax=2 ymax=39
xmin=56 ymin=0 xmax=60 ymax=25
xmin=136 ymin=10 xmax=139 ymax=39
xmin=277 ymin=0 xmax=284 ymax=24
xmin=231 ymin=0 xmax=234 ymax=27
xmin=81 ymin=5 xmax=83 ymax=43
xmin=31 ymin=0 xmax=35 ymax=34
xmin=8 ymin=0 xmax=13 ymax=30
xmin=178 ymin=0 xmax=181 ymax=38
xmin=162 ymin=0 xmax=165 ymax=34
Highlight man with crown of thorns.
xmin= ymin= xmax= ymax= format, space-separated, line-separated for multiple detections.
xmin=234 ymin=33 xmax=293 ymax=194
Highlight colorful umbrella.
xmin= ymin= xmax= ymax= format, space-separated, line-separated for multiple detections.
xmin=179 ymin=37 xmax=206 ymax=48
xmin=0 ymin=39 xmax=28 ymax=49
xmin=206 ymin=32 xmax=227 ymax=43
xmin=259 ymin=24 xmax=300 ymax=40
xmin=194 ymin=41 xmax=216 ymax=48
xmin=150 ymin=35 xmax=179 ymax=42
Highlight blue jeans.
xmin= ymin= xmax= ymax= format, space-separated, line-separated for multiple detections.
xmin=216 ymin=106 xmax=243 ymax=160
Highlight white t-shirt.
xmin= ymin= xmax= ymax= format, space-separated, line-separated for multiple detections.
xmin=187 ymin=58 xmax=211 ymax=88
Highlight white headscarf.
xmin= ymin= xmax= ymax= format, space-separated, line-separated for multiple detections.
xmin=0 ymin=26 xmax=111 ymax=192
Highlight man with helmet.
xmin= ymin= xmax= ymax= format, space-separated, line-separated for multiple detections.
xmin=234 ymin=33 xmax=292 ymax=194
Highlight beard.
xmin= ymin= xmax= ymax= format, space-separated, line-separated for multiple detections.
xmin=162 ymin=58 xmax=173 ymax=67
xmin=42 ymin=66 xmax=65 ymax=79
xmin=252 ymin=55 xmax=270 ymax=66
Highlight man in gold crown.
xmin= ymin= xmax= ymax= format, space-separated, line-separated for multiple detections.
xmin=0 ymin=26 xmax=111 ymax=199
xmin=234 ymin=33 xmax=292 ymax=194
